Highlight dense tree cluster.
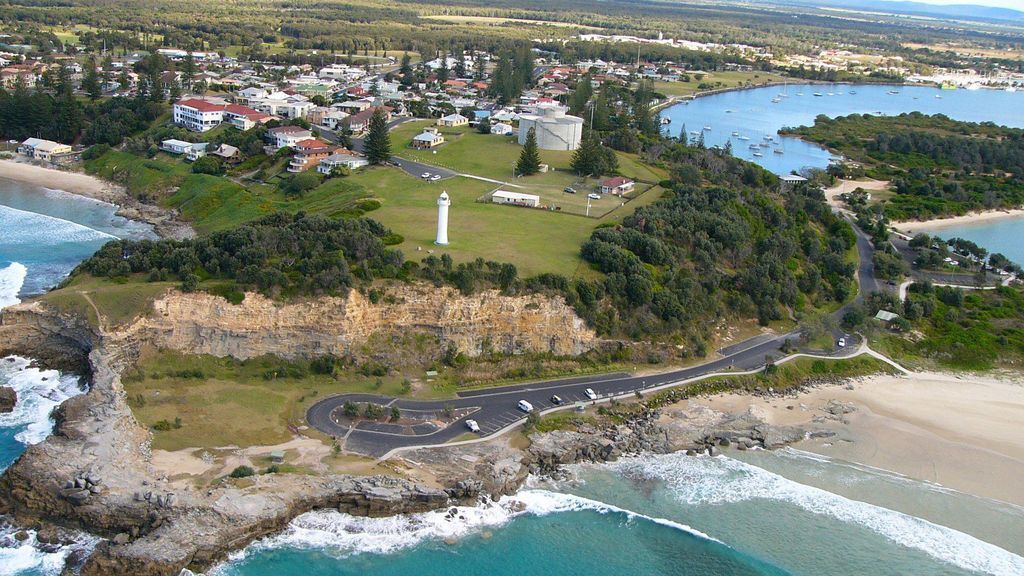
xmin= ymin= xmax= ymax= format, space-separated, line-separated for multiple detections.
xmin=79 ymin=213 xmax=404 ymax=298
xmin=785 ymin=113 xmax=1024 ymax=220
xmin=565 ymin=142 xmax=858 ymax=341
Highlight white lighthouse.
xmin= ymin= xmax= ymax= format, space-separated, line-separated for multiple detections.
xmin=435 ymin=190 xmax=450 ymax=245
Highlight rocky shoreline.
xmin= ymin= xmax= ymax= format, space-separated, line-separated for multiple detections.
xmin=0 ymin=298 xmax=833 ymax=575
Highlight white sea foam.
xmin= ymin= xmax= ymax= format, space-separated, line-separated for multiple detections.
xmin=0 ymin=355 xmax=86 ymax=445
xmin=610 ymin=452 xmax=1024 ymax=576
xmin=0 ymin=262 xmax=27 ymax=311
xmin=0 ymin=524 xmax=100 ymax=575
xmin=0 ymin=204 xmax=117 ymax=246
xmin=217 ymin=487 xmax=719 ymax=571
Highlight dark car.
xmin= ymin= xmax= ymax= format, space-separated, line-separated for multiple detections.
xmin=563 ymin=187 xmax=576 ymax=194
xmin=550 ymin=395 xmax=564 ymax=405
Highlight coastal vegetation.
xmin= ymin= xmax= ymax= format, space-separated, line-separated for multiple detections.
xmin=784 ymin=113 xmax=1024 ymax=221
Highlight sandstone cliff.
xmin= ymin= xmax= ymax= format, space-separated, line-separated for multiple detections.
xmin=130 ymin=285 xmax=597 ymax=360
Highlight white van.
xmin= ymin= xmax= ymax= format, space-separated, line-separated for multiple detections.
xmin=518 ymin=400 xmax=534 ymax=412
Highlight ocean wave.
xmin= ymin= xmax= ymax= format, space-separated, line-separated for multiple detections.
xmin=217 ymin=488 xmax=719 ymax=571
xmin=0 ymin=204 xmax=117 ymax=246
xmin=0 ymin=524 xmax=100 ymax=576
xmin=0 ymin=356 xmax=86 ymax=445
xmin=610 ymin=452 xmax=1024 ymax=576
xmin=0 ymin=262 xmax=27 ymax=311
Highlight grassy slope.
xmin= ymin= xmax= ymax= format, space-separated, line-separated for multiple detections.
xmin=652 ymin=71 xmax=790 ymax=98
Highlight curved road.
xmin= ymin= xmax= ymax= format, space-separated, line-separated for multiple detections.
xmin=307 ymin=180 xmax=888 ymax=457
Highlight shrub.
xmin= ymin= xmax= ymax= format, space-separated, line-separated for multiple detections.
xmin=229 ymin=465 xmax=255 ymax=478
xmin=191 ymin=156 xmax=224 ymax=175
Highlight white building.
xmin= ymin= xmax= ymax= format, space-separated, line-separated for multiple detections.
xmin=318 ymin=152 xmax=369 ymax=174
xmin=18 ymin=138 xmax=72 ymax=161
xmin=492 ymin=190 xmax=540 ymax=208
xmin=160 ymin=139 xmax=208 ymax=159
xmin=437 ymin=113 xmax=469 ymax=127
xmin=266 ymin=126 xmax=313 ymax=149
xmin=491 ymin=123 xmax=514 ymax=136
xmin=173 ymin=99 xmax=224 ymax=132
xmin=517 ymin=106 xmax=584 ymax=151
xmin=436 ymin=191 xmax=450 ymax=246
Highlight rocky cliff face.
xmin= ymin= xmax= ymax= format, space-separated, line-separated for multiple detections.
xmin=130 ymin=285 xmax=597 ymax=360
xmin=0 ymin=301 xmax=97 ymax=372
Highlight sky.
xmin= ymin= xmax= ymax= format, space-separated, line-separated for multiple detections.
xmin=908 ymin=0 xmax=1024 ymax=9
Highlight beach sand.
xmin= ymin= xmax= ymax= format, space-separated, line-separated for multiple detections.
xmin=0 ymin=158 xmax=194 ymax=239
xmin=690 ymin=371 xmax=1024 ymax=506
xmin=894 ymin=207 xmax=1024 ymax=233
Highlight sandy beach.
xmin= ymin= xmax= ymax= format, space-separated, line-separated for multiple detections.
xmin=893 ymin=207 xmax=1024 ymax=233
xmin=0 ymin=158 xmax=194 ymax=239
xmin=690 ymin=371 xmax=1024 ymax=506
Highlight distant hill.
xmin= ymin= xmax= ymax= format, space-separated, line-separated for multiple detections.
xmin=785 ymin=0 xmax=1024 ymax=23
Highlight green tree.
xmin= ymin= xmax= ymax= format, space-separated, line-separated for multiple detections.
xmin=281 ymin=170 xmax=322 ymax=197
xmin=191 ymin=155 xmax=223 ymax=175
xmin=399 ymin=53 xmax=414 ymax=86
xmin=516 ymin=127 xmax=542 ymax=176
xmin=568 ymin=73 xmax=592 ymax=114
xmin=181 ymin=52 xmax=195 ymax=89
xmin=82 ymin=56 xmax=102 ymax=100
xmin=571 ymin=131 xmax=615 ymax=177
xmin=476 ymin=116 xmax=491 ymax=134
xmin=363 ymin=108 xmax=392 ymax=164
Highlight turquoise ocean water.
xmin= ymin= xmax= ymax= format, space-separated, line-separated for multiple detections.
xmin=4 ymin=86 xmax=1024 ymax=574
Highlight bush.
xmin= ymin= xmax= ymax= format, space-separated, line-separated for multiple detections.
xmin=281 ymin=170 xmax=321 ymax=197
xmin=229 ymin=465 xmax=255 ymax=478
xmin=82 ymin=144 xmax=111 ymax=160
xmin=191 ymin=155 xmax=224 ymax=175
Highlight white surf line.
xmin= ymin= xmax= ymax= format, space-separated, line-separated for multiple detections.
xmin=375 ymin=343 xmax=910 ymax=461
xmin=0 ymin=203 xmax=119 ymax=240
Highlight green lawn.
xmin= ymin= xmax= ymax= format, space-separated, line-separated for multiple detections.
xmin=653 ymin=71 xmax=790 ymax=98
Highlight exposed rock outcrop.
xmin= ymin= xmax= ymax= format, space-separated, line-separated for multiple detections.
xmin=0 ymin=386 xmax=15 ymax=413
xmin=128 ymin=285 xmax=596 ymax=361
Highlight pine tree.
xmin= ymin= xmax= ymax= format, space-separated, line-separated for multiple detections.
xmin=181 ymin=52 xmax=196 ymax=90
xmin=82 ymin=56 xmax=102 ymax=100
xmin=679 ymin=124 xmax=688 ymax=145
xmin=399 ymin=53 xmax=413 ymax=86
xmin=571 ymin=131 xmax=602 ymax=177
xmin=118 ymin=67 xmax=131 ymax=91
xmin=568 ymin=73 xmax=592 ymax=115
xmin=363 ymin=108 xmax=392 ymax=164
xmin=516 ymin=127 xmax=541 ymax=176
xmin=437 ymin=52 xmax=449 ymax=83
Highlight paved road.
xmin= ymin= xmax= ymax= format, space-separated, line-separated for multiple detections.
xmin=305 ymin=164 xmax=882 ymax=457
xmin=306 ymin=328 xmax=862 ymax=457
xmin=321 ymin=118 xmax=457 ymax=180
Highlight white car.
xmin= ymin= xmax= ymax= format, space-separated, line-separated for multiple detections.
xmin=421 ymin=172 xmax=431 ymax=179
xmin=465 ymin=419 xmax=480 ymax=433
xmin=587 ymin=193 xmax=601 ymax=200
xmin=584 ymin=388 xmax=597 ymax=400
xmin=837 ymin=337 xmax=847 ymax=348
xmin=430 ymin=174 xmax=441 ymax=182
xmin=518 ymin=400 xmax=534 ymax=413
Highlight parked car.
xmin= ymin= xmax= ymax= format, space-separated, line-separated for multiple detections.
xmin=518 ymin=400 xmax=534 ymax=413
xmin=465 ymin=419 xmax=480 ymax=433
xmin=837 ymin=337 xmax=847 ymax=348
xmin=421 ymin=172 xmax=431 ymax=179
xmin=429 ymin=174 xmax=441 ymax=182
xmin=550 ymin=395 xmax=564 ymax=405
xmin=563 ymin=187 xmax=576 ymax=194
xmin=584 ymin=388 xmax=598 ymax=400
xmin=587 ymin=193 xmax=601 ymax=200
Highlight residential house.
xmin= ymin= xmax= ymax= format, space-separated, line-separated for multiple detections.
xmin=600 ymin=176 xmax=635 ymax=195
xmin=173 ymin=99 xmax=225 ymax=132
xmin=18 ymin=138 xmax=72 ymax=162
xmin=211 ymin=143 xmax=241 ymax=163
xmin=437 ymin=113 xmax=468 ymax=127
xmin=411 ymin=127 xmax=445 ymax=149
xmin=222 ymin=103 xmax=271 ymax=130
xmin=288 ymin=139 xmax=335 ymax=172
xmin=317 ymin=150 xmax=369 ymax=174
xmin=490 ymin=122 xmax=514 ymax=136
xmin=345 ymin=106 xmax=392 ymax=133
xmin=336 ymin=99 xmax=374 ymax=114
xmin=319 ymin=109 xmax=349 ymax=130
xmin=267 ymin=125 xmax=313 ymax=149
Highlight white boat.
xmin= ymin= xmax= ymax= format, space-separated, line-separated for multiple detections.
xmin=813 ymin=92 xmax=823 ymax=97
xmin=773 ymin=149 xmax=784 ymax=155
xmin=935 ymin=95 xmax=942 ymax=99
xmin=731 ymin=131 xmax=740 ymax=136
xmin=827 ymin=92 xmax=834 ymax=96
xmin=660 ymin=117 xmax=671 ymax=125
xmin=748 ymin=144 xmax=760 ymax=150
xmin=1007 ymin=86 xmax=1018 ymax=92
xmin=965 ymin=83 xmax=981 ymax=91
xmin=887 ymin=90 xmax=900 ymax=95
xmin=796 ymin=93 xmax=804 ymax=96
xmin=703 ymin=126 xmax=712 ymax=131
xmin=725 ymin=109 xmax=734 ymax=113
xmin=849 ymin=90 xmax=857 ymax=95
xmin=771 ymin=98 xmax=781 ymax=103
xmin=752 ymin=152 xmax=763 ymax=157
xmin=763 ymin=135 xmax=774 ymax=141
xmin=689 ymin=130 xmax=700 ymax=135
xmin=737 ymin=135 xmax=750 ymax=141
